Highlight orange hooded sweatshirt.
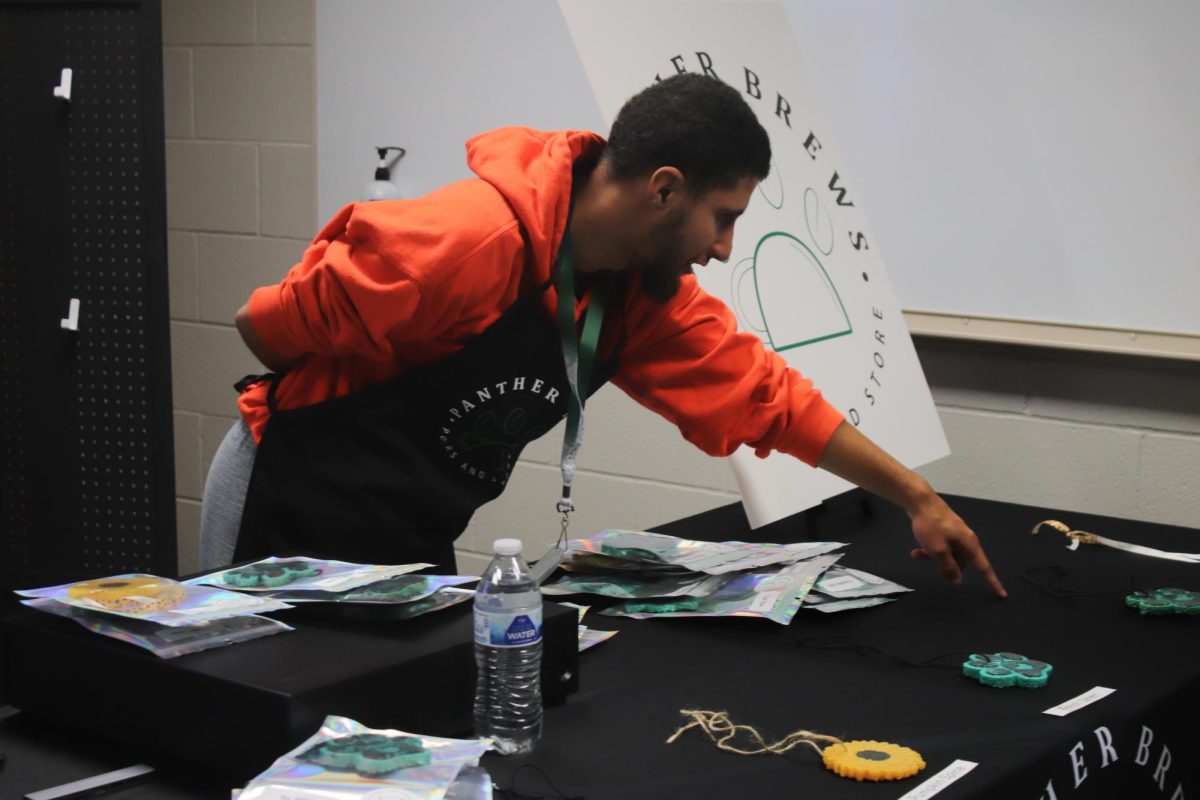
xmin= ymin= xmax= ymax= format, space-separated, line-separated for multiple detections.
xmin=240 ymin=128 xmax=844 ymax=466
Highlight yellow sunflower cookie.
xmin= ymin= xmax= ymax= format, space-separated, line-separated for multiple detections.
xmin=822 ymin=740 xmax=926 ymax=781
xmin=66 ymin=575 xmax=187 ymax=613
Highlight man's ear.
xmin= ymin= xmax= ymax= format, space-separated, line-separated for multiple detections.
xmin=646 ymin=166 xmax=686 ymax=208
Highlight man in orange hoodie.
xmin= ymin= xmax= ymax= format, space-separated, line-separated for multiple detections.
xmin=202 ymin=74 xmax=1005 ymax=598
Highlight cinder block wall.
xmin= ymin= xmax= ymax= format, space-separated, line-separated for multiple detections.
xmin=163 ymin=1 xmax=1199 ymax=576
xmin=163 ymin=0 xmax=314 ymax=573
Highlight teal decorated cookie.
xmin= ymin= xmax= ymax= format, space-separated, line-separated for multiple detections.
xmin=299 ymin=733 xmax=430 ymax=775
xmin=623 ymin=597 xmax=703 ymax=614
xmin=224 ymin=559 xmax=321 ymax=588
xmin=1126 ymin=588 xmax=1200 ymax=616
xmin=600 ymin=543 xmax=664 ymax=562
xmin=346 ymin=575 xmax=428 ymax=603
xmin=963 ymin=652 xmax=1052 ymax=688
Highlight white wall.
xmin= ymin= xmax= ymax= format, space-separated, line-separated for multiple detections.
xmin=163 ymin=0 xmax=1199 ymax=576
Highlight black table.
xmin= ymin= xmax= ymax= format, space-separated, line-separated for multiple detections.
xmin=3 ymin=491 xmax=1198 ymax=799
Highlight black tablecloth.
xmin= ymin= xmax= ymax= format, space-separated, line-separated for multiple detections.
xmin=2 ymin=491 xmax=1198 ymax=799
xmin=484 ymin=492 xmax=1200 ymax=800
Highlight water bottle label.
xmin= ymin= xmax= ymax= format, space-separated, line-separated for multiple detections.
xmin=474 ymin=606 xmax=543 ymax=648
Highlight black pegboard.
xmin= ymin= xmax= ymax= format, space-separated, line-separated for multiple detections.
xmin=0 ymin=0 xmax=174 ymax=592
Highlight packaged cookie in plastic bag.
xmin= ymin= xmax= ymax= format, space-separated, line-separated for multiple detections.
xmin=267 ymin=574 xmax=477 ymax=605
xmin=16 ymin=573 xmax=292 ymax=625
xmin=20 ymin=597 xmax=292 ymax=658
xmin=191 ymin=556 xmax=433 ymax=594
xmin=238 ymin=715 xmax=491 ymax=800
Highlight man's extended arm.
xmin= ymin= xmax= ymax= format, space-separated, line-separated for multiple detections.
xmin=235 ymin=302 xmax=301 ymax=373
xmin=818 ymin=420 xmax=1008 ymax=598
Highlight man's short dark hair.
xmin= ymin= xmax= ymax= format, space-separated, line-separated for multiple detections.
xmin=604 ymin=73 xmax=771 ymax=195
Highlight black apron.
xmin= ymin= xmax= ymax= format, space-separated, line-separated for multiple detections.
xmin=233 ymin=271 xmax=625 ymax=572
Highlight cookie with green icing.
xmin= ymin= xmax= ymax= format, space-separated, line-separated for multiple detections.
xmin=1126 ymin=588 xmax=1200 ymax=616
xmin=622 ymin=597 xmax=703 ymax=614
xmin=298 ymin=733 xmax=430 ymax=775
xmin=346 ymin=575 xmax=429 ymax=603
xmin=223 ymin=559 xmax=321 ymax=588
xmin=963 ymin=652 xmax=1052 ymax=688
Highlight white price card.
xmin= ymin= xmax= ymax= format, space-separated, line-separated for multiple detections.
xmin=1043 ymin=686 xmax=1116 ymax=717
xmin=896 ymin=760 xmax=978 ymax=800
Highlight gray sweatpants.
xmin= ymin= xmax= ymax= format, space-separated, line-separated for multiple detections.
xmin=198 ymin=418 xmax=256 ymax=571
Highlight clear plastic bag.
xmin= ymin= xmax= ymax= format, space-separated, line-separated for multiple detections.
xmin=15 ymin=573 xmax=292 ymax=626
xmin=188 ymin=556 xmax=434 ymax=593
xmin=21 ymin=597 xmax=292 ymax=657
xmin=268 ymin=574 xmax=477 ymax=605
xmin=238 ymin=715 xmax=491 ymax=800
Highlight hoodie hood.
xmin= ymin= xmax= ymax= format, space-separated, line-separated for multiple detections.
xmin=467 ymin=127 xmax=605 ymax=275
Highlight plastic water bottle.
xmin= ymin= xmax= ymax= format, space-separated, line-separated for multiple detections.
xmin=473 ymin=538 xmax=543 ymax=754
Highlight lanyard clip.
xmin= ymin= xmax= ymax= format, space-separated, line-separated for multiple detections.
xmin=556 ymin=485 xmax=574 ymax=516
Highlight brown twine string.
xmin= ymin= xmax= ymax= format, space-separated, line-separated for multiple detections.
xmin=665 ymin=709 xmax=843 ymax=757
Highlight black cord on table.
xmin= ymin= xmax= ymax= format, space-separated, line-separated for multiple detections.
xmin=494 ymin=763 xmax=585 ymax=800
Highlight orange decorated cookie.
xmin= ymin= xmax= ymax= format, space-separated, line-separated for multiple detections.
xmin=66 ymin=575 xmax=187 ymax=613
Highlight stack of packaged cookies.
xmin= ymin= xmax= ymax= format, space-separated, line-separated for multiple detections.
xmin=542 ymin=530 xmax=909 ymax=624
xmin=15 ymin=573 xmax=295 ymax=657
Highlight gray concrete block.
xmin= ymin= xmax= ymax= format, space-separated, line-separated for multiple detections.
xmin=162 ymin=47 xmax=193 ymax=139
xmin=170 ymin=321 xmax=261 ymax=417
xmin=916 ymin=408 xmax=1142 ymax=521
xmin=1138 ymin=433 xmax=1200 ymax=530
xmin=162 ymin=0 xmax=255 ymax=45
xmin=454 ymin=549 xmax=490 ymax=578
xmin=519 ymin=416 xmax=566 ymax=465
xmin=193 ymin=48 xmax=312 ymax=143
xmin=197 ymin=234 xmax=306 ymax=324
xmin=166 ymin=141 xmax=258 ymax=233
xmin=580 ymin=387 xmax=738 ymax=492
xmin=173 ymin=410 xmax=202 ymax=500
xmin=1025 ymin=354 xmax=1200 ymax=435
xmin=914 ymin=339 xmax=1029 ymax=413
xmin=261 ymin=144 xmax=315 ymax=238
xmin=176 ymin=498 xmax=202 ymax=576
xmin=167 ymin=231 xmax=199 ymax=320
xmin=258 ymin=0 xmax=312 ymax=44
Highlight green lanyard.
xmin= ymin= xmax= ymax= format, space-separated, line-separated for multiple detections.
xmin=554 ymin=232 xmax=609 ymax=526
xmin=529 ymin=229 xmax=611 ymax=587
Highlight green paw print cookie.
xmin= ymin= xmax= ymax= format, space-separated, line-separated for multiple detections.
xmin=346 ymin=575 xmax=429 ymax=602
xmin=600 ymin=543 xmax=665 ymax=562
xmin=299 ymin=733 xmax=430 ymax=775
xmin=623 ymin=597 xmax=703 ymax=613
xmin=963 ymin=652 xmax=1052 ymax=688
xmin=1126 ymin=588 xmax=1200 ymax=616
xmin=224 ymin=559 xmax=321 ymax=588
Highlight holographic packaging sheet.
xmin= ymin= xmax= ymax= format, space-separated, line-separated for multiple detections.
xmin=237 ymin=715 xmax=491 ymax=800
xmin=601 ymin=554 xmax=841 ymax=625
xmin=187 ymin=555 xmax=434 ymax=593
xmin=265 ymin=574 xmax=477 ymax=605
xmin=813 ymin=565 xmax=911 ymax=599
xmin=565 ymin=529 xmax=846 ymax=575
xmin=542 ymin=570 xmax=727 ymax=599
xmin=383 ymin=587 xmax=475 ymax=620
xmin=15 ymin=574 xmax=293 ymax=626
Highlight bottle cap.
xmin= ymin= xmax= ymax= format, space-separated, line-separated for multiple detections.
xmin=492 ymin=538 xmax=522 ymax=556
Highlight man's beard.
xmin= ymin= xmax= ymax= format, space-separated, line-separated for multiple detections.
xmin=638 ymin=209 xmax=692 ymax=304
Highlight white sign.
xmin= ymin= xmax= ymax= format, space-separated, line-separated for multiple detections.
xmin=560 ymin=0 xmax=949 ymax=526
xmin=1043 ymin=686 xmax=1116 ymax=717
xmin=896 ymin=759 xmax=979 ymax=800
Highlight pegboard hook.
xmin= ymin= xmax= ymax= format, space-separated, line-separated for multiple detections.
xmin=61 ymin=298 xmax=80 ymax=331
xmin=54 ymin=68 xmax=73 ymax=101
